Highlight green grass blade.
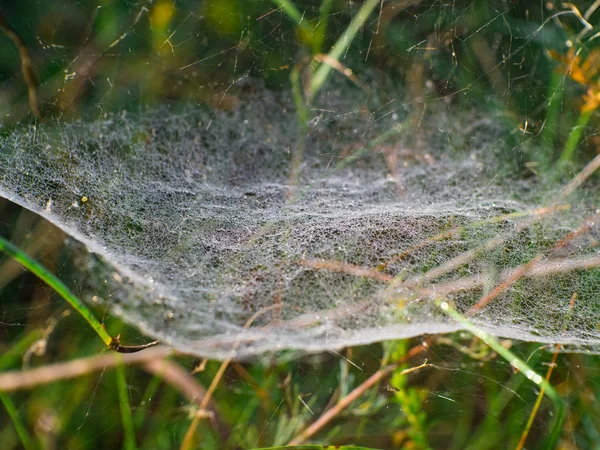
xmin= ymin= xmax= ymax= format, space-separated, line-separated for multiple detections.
xmin=133 ymin=374 xmax=164 ymax=428
xmin=116 ymin=363 xmax=137 ymax=450
xmin=517 ymin=294 xmax=576 ymax=449
xmin=0 ymin=234 xmax=113 ymax=348
xmin=271 ymin=0 xmax=314 ymax=39
xmin=559 ymin=109 xmax=593 ymax=165
xmin=309 ymin=0 xmax=380 ymax=99
xmin=312 ymin=0 xmax=333 ymax=54
xmin=438 ymin=300 xmax=565 ymax=449
xmin=0 ymin=393 xmax=37 ymax=450
xmin=291 ymin=62 xmax=310 ymax=127
xmin=0 ymin=330 xmax=44 ymax=371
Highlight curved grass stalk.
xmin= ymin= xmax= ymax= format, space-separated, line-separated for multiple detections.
xmin=0 ymin=234 xmax=113 ymax=347
xmin=0 ymin=13 xmax=41 ymax=119
xmin=438 ymin=300 xmax=565 ymax=449
xmin=515 ymin=292 xmax=577 ymax=449
xmin=0 ymin=234 xmax=157 ymax=352
xmin=0 ymin=330 xmax=44 ymax=371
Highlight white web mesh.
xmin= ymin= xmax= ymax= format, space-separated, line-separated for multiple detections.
xmin=1 ymin=81 xmax=599 ymax=360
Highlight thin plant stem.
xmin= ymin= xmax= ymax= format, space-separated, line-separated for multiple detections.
xmin=439 ymin=300 xmax=565 ymax=450
xmin=515 ymin=292 xmax=577 ymax=450
xmin=0 ymin=393 xmax=37 ymax=450
xmin=560 ymin=152 xmax=600 ymax=197
xmin=116 ymin=362 xmax=137 ymax=450
xmin=541 ymin=70 xmax=563 ymax=147
xmin=289 ymin=365 xmax=396 ymax=446
xmin=514 ymin=346 xmax=560 ymax=450
xmin=288 ymin=58 xmax=311 ymax=188
xmin=468 ymin=209 xmax=600 ymax=313
xmin=179 ymin=357 xmax=232 ymax=450
xmin=142 ymin=359 xmax=229 ymax=440
xmin=309 ymin=0 xmax=381 ymax=99
xmin=335 ymin=123 xmax=405 ymax=170
xmin=466 ymin=373 xmax=528 ymax=448
xmin=291 ymin=60 xmax=310 ymax=127
xmin=0 ymin=346 xmax=173 ymax=392
xmin=0 ymin=346 xmax=228 ymax=446
xmin=0 ymin=330 xmax=46 ymax=450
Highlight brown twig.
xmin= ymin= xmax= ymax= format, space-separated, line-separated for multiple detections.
xmin=287 ymin=337 xmax=434 ymax=446
xmin=292 ymin=240 xmax=600 ymax=332
xmin=467 ymin=255 xmax=542 ymax=314
xmin=560 ymin=153 xmax=600 ymax=197
xmin=428 ymin=253 xmax=600 ymax=298
xmin=468 ymin=210 xmax=600 ymax=313
xmin=0 ymin=346 xmax=174 ymax=392
xmin=405 ymin=148 xmax=600 ymax=290
xmin=0 ymin=11 xmax=41 ymax=119
xmin=313 ymin=53 xmax=367 ymax=92
xmin=393 ymin=205 xmax=567 ymax=289
xmin=0 ymin=344 xmax=231 ymax=439
xmin=287 ymin=364 xmax=396 ymax=446
xmin=404 ymin=205 xmax=568 ymax=288
xmin=408 ymin=232 xmax=511 ymax=287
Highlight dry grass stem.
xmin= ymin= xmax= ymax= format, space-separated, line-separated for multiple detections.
xmin=430 ymin=254 xmax=600 ymax=298
xmin=180 ymin=304 xmax=285 ymax=450
xmin=0 ymin=12 xmax=41 ymax=119
xmin=0 ymin=346 xmax=174 ymax=392
xmin=143 ymin=359 xmax=229 ymax=441
xmin=560 ymin=153 xmax=600 ymax=196
xmin=469 ymin=210 xmax=600 ymax=313
xmin=313 ymin=53 xmax=366 ymax=91
xmin=299 ymin=258 xmax=393 ymax=283
xmin=515 ymin=292 xmax=577 ymax=450
xmin=378 ymin=205 xmax=568 ymax=271
xmin=288 ymin=337 xmax=433 ymax=445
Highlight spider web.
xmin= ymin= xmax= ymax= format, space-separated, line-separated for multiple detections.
xmin=1 ymin=0 xmax=600 ymax=360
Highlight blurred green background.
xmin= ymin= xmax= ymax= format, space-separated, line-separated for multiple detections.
xmin=2 ymin=1 xmax=600 ymax=449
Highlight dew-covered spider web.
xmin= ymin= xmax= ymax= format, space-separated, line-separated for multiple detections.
xmin=2 ymin=0 xmax=600 ymax=360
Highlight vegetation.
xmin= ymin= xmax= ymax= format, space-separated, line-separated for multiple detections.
xmin=2 ymin=1 xmax=600 ymax=449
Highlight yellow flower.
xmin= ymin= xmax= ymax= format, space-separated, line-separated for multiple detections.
xmin=549 ymin=47 xmax=600 ymax=86
xmin=582 ymin=83 xmax=600 ymax=113
xmin=549 ymin=48 xmax=600 ymax=112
